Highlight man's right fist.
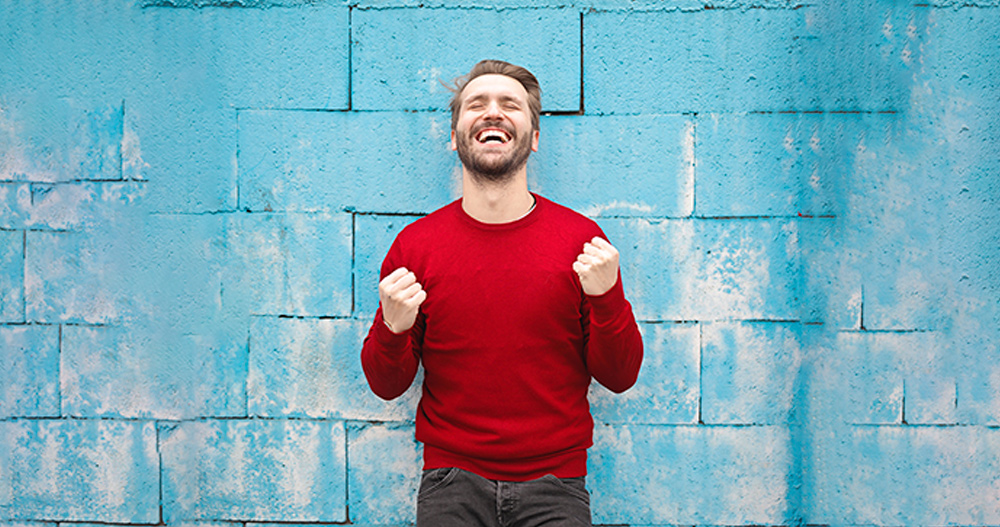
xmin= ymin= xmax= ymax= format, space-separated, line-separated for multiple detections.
xmin=378 ymin=267 xmax=427 ymax=334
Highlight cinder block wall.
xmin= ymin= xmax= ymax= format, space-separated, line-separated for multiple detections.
xmin=2 ymin=1 xmax=999 ymax=525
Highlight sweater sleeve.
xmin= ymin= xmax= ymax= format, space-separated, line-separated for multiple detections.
xmin=360 ymin=241 xmax=423 ymax=401
xmin=582 ymin=271 xmax=643 ymax=393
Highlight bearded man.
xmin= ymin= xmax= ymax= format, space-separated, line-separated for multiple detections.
xmin=361 ymin=59 xmax=643 ymax=527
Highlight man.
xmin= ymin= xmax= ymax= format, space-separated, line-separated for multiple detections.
xmin=361 ymin=60 xmax=643 ymax=526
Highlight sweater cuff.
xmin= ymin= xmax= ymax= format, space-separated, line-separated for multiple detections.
xmin=374 ymin=313 xmax=411 ymax=348
xmin=587 ymin=274 xmax=629 ymax=324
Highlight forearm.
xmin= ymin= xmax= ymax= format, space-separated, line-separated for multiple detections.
xmin=361 ymin=309 xmax=421 ymax=400
xmin=585 ymin=278 xmax=643 ymax=393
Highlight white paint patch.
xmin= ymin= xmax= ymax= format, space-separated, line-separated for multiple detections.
xmin=418 ymin=67 xmax=444 ymax=95
xmin=680 ymin=120 xmax=695 ymax=216
xmin=579 ymin=200 xmax=654 ymax=217
xmin=121 ymin=121 xmax=149 ymax=180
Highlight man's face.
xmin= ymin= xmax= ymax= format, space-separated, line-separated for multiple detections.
xmin=451 ymin=74 xmax=539 ymax=183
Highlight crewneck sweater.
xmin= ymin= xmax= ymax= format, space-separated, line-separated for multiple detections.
xmin=361 ymin=194 xmax=643 ymax=481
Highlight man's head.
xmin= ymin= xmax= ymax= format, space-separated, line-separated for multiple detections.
xmin=448 ymin=60 xmax=542 ymax=183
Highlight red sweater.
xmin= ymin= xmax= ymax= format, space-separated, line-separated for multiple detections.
xmin=361 ymin=194 xmax=643 ymax=481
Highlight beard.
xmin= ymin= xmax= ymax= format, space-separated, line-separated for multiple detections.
xmin=455 ymin=123 xmax=533 ymax=184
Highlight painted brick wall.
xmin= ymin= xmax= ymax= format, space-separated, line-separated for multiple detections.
xmin=2 ymin=1 xmax=999 ymax=526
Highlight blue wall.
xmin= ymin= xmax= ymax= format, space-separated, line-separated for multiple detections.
xmin=2 ymin=0 xmax=999 ymax=525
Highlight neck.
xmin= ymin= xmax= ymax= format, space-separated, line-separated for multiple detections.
xmin=461 ymin=168 xmax=534 ymax=224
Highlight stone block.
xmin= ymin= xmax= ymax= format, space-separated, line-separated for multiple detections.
xmin=0 ymin=419 xmax=159 ymax=522
xmin=347 ymin=423 xmax=421 ymax=525
xmin=0 ymin=230 xmax=22 ymax=322
xmin=530 ymin=115 xmax=694 ymax=218
xmin=161 ymin=420 xmax=346 ymax=522
xmin=249 ymin=317 xmax=420 ymax=420
xmin=585 ymin=9 xmax=812 ymax=113
xmin=0 ymin=182 xmax=146 ymax=232
xmin=590 ymin=322 xmax=699 ymax=425
xmin=696 ymin=113 xmax=897 ymax=217
xmin=811 ymin=426 xmax=1000 ymax=525
xmin=0 ymin=96 xmax=122 ymax=183
xmin=238 ymin=110 xmax=457 ymax=213
xmin=0 ymin=325 xmax=59 ymax=418
xmin=598 ymin=218 xmax=801 ymax=321
xmin=701 ymin=321 xmax=802 ymax=425
xmin=142 ymin=5 xmax=350 ymax=110
xmin=354 ymin=214 xmax=423 ymax=317
xmin=352 ymin=8 xmax=580 ymax=111
xmin=61 ymin=325 xmax=247 ymax=419
xmin=590 ymin=424 xmax=790 ymax=525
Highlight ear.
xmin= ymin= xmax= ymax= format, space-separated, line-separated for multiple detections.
xmin=450 ymin=129 xmax=457 ymax=151
xmin=531 ymin=129 xmax=539 ymax=152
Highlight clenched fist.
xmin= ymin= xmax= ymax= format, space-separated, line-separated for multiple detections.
xmin=572 ymin=237 xmax=620 ymax=296
xmin=379 ymin=267 xmax=427 ymax=334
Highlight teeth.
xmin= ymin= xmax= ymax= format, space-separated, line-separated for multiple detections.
xmin=476 ymin=129 xmax=510 ymax=143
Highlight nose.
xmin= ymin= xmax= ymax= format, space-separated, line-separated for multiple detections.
xmin=483 ymin=100 xmax=503 ymax=120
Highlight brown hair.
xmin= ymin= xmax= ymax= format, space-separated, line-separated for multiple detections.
xmin=447 ymin=60 xmax=542 ymax=131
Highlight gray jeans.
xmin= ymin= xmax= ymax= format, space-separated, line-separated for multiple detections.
xmin=416 ymin=467 xmax=592 ymax=527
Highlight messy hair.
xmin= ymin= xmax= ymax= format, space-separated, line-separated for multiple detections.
xmin=447 ymin=60 xmax=542 ymax=131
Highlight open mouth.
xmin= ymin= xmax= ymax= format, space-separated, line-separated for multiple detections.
xmin=475 ymin=128 xmax=512 ymax=145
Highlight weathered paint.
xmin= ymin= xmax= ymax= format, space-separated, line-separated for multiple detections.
xmin=1 ymin=0 xmax=998 ymax=525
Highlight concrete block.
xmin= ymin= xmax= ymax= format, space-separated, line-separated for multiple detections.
xmin=160 ymin=419 xmax=347 ymax=522
xmin=249 ymin=317 xmax=420 ymax=420
xmin=0 ymin=182 xmax=146 ymax=232
xmin=811 ymin=426 xmax=1000 ymax=526
xmin=228 ymin=213 xmax=353 ymax=317
xmin=598 ymin=218 xmax=801 ymax=321
xmin=530 ymin=115 xmax=694 ymax=218
xmin=799 ymin=218 xmax=862 ymax=329
xmin=347 ymin=423 xmax=421 ymax=525
xmin=0 ymin=325 xmax=59 ymax=418
xmin=61 ymin=325 xmax=246 ymax=419
xmin=585 ymin=10 xmax=812 ymax=113
xmin=0 ymin=419 xmax=159 ymax=522
xmin=352 ymin=8 xmax=580 ymax=111
xmin=0 ymin=230 xmax=22 ymax=322
xmin=354 ymin=214 xmax=422 ymax=317
xmin=590 ymin=322 xmax=699 ymax=425
xmin=697 ymin=113 xmax=897 ymax=217
xmin=0 ymin=96 xmax=122 ymax=183
xmin=238 ymin=110 xmax=457 ymax=213
xmin=141 ymin=5 xmax=349 ymax=110
xmin=590 ymin=424 xmax=790 ymax=525
xmin=701 ymin=322 xmax=802 ymax=425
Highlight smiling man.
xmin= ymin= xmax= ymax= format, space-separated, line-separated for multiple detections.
xmin=361 ymin=60 xmax=643 ymax=527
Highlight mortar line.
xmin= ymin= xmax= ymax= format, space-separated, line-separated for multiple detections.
xmin=578 ymin=10 xmax=584 ymax=114
xmin=697 ymin=321 xmax=704 ymax=425
xmin=344 ymin=421 xmax=351 ymax=523
xmin=347 ymin=7 xmax=354 ymax=112
xmin=119 ymin=99 xmax=125 ymax=181
xmin=236 ymin=109 xmax=242 ymax=211
xmin=57 ymin=324 xmax=63 ymax=417
xmin=156 ymin=422 xmax=164 ymax=524
xmin=22 ymin=230 xmax=27 ymax=323
xmin=351 ymin=212 xmax=357 ymax=317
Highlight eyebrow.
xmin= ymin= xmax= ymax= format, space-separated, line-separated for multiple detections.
xmin=464 ymin=93 xmax=523 ymax=106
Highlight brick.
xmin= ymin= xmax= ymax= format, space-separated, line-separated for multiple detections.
xmin=229 ymin=213 xmax=353 ymax=317
xmin=352 ymin=8 xmax=580 ymax=111
xmin=238 ymin=110 xmax=457 ymax=213
xmin=597 ymin=218 xmax=801 ymax=321
xmin=0 ymin=325 xmax=59 ymax=418
xmin=354 ymin=214 xmax=422 ymax=317
xmin=249 ymin=317 xmax=420 ymax=420
xmin=161 ymin=420 xmax=346 ymax=522
xmin=0 ymin=182 xmax=146 ymax=232
xmin=590 ymin=322 xmax=699 ymax=424
xmin=531 ymin=115 xmax=694 ymax=218
xmin=0 ymin=96 xmax=122 ymax=183
xmin=0 ymin=420 xmax=159 ymax=522
xmin=701 ymin=322 xmax=802 ymax=425
xmin=61 ymin=325 xmax=246 ymax=419
xmin=347 ymin=424 xmax=421 ymax=525
xmin=811 ymin=426 xmax=1000 ymax=525
xmin=141 ymin=5 xmax=349 ymax=110
xmin=589 ymin=424 xmax=790 ymax=525
xmin=0 ymin=230 xmax=22 ymax=322
xmin=697 ymin=113 xmax=897 ymax=217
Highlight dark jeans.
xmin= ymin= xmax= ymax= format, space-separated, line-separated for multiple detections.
xmin=416 ymin=467 xmax=592 ymax=527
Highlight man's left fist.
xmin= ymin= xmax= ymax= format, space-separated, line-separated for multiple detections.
xmin=572 ymin=236 xmax=620 ymax=296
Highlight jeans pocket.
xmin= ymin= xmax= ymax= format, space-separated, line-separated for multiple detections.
xmin=543 ymin=475 xmax=591 ymax=504
xmin=417 ymin=467 xmax=458 ymax=502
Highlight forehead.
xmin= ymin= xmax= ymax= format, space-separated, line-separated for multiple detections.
xmin=459 ymin=74 xmax=529 ymax=105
